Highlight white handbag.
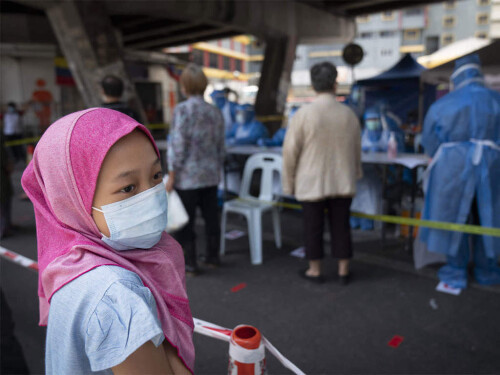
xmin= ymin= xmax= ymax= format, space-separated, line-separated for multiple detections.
xmin=163 ymin=175 xmax=189 ymax=233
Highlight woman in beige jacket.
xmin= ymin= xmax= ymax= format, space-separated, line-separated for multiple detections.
xmin=282 ymin=62 xmax=362 ymax=285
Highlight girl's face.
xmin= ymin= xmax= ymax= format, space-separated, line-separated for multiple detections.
xmin=92 ymin=130 xmax=162 ymax=237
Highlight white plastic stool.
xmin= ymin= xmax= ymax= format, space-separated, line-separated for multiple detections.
xmin=220 ymin=153 xmax=282 ymax=265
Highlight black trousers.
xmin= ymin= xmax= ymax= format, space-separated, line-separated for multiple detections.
xmin=301 ymin=197 xmax=353 ymax=260
xmin=174 ymin=186 xmax=220 ymax=259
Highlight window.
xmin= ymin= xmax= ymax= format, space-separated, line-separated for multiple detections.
xmin=235 ymin=59 xmax=243 ymax=72
xmin=477 ymin=0 xmax=490 ymax=6
xmin=443 ymin=15 xmax=456 ymax=28
xmin=475 ymin=31 xmax=489 ymax=39
xmin=192 ymin=49 xmax=203 ymax=65
xmin=223 ymin=56 xmax=230 ymax=70
xmin=381 ymin=11 xmax=394 ymax=21
xmin=442 ymin=33 xmax=455 ymax=46
xmin=380 ymin=30 xmax=396 ymax=38
xmin=209 ymin=53 xmax=218 ymax=68
xmin=356 ymin=15 xmax=370 ymax=23
xmin=405 ymin=8 xmax=422 ymax=16
xmin=426 ymin=36 xmax=439 ymax=54
xmin=444 ymin=0 xmax=456 ymax=9
xmin=359 ymin=32 xmax=373 ymax=39
xmin=404 ymin=29 xmax=421 ymax=41
xmin=476 ymin=13 xmax=489 ymax=24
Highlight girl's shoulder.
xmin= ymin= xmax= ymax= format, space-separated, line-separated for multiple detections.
xmin=50 ymin=265 xmax=152 ymax=321
xmin=52 ymin=266 xmax=143 ymax=302
xmin=47 ymin=265 xmax=164 ymax=373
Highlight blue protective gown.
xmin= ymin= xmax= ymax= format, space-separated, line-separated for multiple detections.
xmin=211 ymin=90 xmax=237 ymax=134
xmin=361 ymin=106 xmax=405 ymax=152
xmin=226 ymin=104 xmax=269 ymax=145
xmin=257 ymin=128 xmax=287 ymax=147
xmin=257 ymin=106 xmax=298 ymax=147
xmin=420 ymin=54 xmax=500 ymax=287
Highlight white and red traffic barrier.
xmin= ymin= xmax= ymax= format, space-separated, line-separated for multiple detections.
xmin=194 ymin=318 xmax=305 ymax=375
xmin=0 ymin=246 xmax=38 ymax=271
xmin=1 ymin=247 xmax=305 ymax=375
xmin=228 ymin=325 xmax=266 ymax=375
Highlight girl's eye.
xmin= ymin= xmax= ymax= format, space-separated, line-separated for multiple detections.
xmin=153 ymin=172 xmax=162 ymax=180
xmin=121 ymin=185 xmax=135 ymax=193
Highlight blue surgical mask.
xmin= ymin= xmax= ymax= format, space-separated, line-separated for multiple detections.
xmin=92 ymin=183 xmax=168 ymax=251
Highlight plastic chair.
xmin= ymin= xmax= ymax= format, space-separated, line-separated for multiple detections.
xmin=220 ymin=153 xmax=282 ymax=265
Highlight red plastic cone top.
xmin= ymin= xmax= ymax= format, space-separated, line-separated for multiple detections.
xmin=228 ymin=325 xmax=266 ymax=375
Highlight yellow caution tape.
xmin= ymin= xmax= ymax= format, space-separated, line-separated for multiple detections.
xmin=256 ymin=115 xmax=285 ymax=123
xmin=3 ymin=125 xmax=168 ymax=146
xmin=236 ymin=198 xmax=500 ymax=237
xmin=4 ymin=137 xmax=41 ymax=147
xmin=351 ymin=212 xmax=500 ymax=237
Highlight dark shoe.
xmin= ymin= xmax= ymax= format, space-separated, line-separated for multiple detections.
xmin=339 ymin=273 xmax=351 ymax=286
xmin=185 ymin=264 xmax=202 ymax=276
xmin=204 ymin=235 xmax=220 ymax=268
xmin=183 ymin=241 xmax=200 ymax=276
xmin=200 ymin=255 xmax=221 ymax=268
xmin=299 ymin=269 xmax=325 ymax=284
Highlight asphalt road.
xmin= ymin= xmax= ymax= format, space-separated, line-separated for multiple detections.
xmin=2 ymin=165 xmax=500 ymax=374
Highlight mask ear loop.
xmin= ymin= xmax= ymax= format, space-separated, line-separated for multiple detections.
xmin=92 ymin=207 xmax=104 ymax=213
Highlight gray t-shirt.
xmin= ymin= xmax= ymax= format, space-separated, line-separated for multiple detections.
xmin=46 ymin=265 xmax=164 ymax=374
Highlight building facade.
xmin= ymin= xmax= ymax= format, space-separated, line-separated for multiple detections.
xmin=172 ymin=0 xmax=494 ymax=103
xmin=288 ymin=0 xmax=494 ymax=99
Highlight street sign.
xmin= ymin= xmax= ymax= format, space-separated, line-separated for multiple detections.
xmin=342 ymin=43 xmax=364 ymax=66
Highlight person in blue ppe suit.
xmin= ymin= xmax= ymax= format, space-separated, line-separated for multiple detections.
xmin=257 ymin=106 xmax=299 ymax=147
xmin=361 ymin=106 xmax=390 ymax=152
xmin=211 ymin=89 xmax=237 ymax=135
xmin=380 ymin=103 xmax=406 ymax=152
xmin=420 ymin=53 xmax=500 ymax=288
xmin=226 ymin=104 xmax=269 ymax=145
xmin=361 ymin=105 xmax=405 ymax=153
xmin=352 ymin=105 xmax=406 ymax=230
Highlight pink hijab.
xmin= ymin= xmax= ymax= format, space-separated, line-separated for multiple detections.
xmin=21 ymin=108 xmax=194 ymax=372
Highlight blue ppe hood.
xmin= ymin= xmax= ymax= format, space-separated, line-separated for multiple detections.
xmin=451 ymin=54 xmax=484 ymax=90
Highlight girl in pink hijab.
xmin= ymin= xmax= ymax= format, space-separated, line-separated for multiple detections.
xmin=22 ymin=108 xmax=194 ymax=374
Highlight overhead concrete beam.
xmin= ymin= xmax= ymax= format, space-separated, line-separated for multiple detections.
xmin=101 ymin=0 xmax=355 ymax=45
xmin=123 ymin=22 xmax=201 ymax=43
xmin=128 ymin=26 xmax=233 ymax=50
xmin=45 ymin=0 xmax=146 ymax=121
xmin=45 ymin=1 xmax=100 ymax=107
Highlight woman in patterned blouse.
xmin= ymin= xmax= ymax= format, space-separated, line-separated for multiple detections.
xmin=166 ymin=64 xmax=225 ymax=275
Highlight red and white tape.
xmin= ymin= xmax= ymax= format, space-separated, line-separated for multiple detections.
xmin=1 ymin=246 xmax=305 ymax=375
xmin=0 ymin=246 xmax=38 ymax=271
xmin=194 ymin=319 xmax=305 ymax=374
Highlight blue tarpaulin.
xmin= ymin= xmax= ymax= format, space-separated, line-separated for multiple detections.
xmin=358 ymin=54 xmax=426 ymax=85
xmin=354 ymin=54 xmax=430 ymax=123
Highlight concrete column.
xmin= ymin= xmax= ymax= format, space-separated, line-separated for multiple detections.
xmin=254 ymin=35 xmax=297 ymax=133
xmin=45 ymin=0 xmax=146 ymax=122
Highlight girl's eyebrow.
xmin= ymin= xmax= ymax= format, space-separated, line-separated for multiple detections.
xmin=114 ymin=169 xmax=138 ymax=180
xmin=114 ymin=158 xmax=161 ymax=180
